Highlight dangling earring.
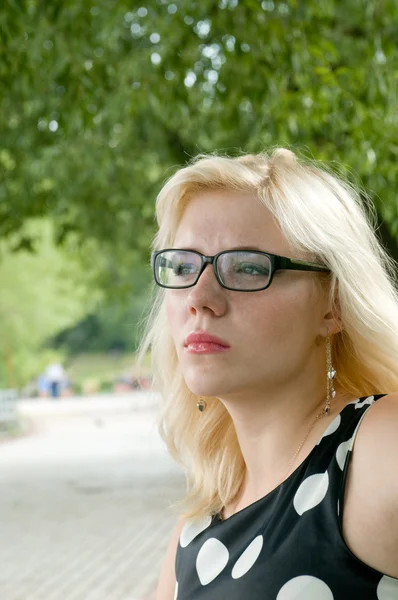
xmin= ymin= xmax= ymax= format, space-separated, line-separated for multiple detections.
xmin=197 ymin=396 xmax=207 ymax=412
xmin=325 ymin=333 xmax=336 ymax=415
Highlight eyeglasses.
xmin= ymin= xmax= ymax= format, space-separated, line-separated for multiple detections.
xmin=151 ymin=249 xmax=330 ymax=292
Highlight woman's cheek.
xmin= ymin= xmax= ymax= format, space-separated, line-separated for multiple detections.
xmin=165 ymin=295 xmax=176 ymax=323
xmin=165 ymin=296 xmax=184 ymax=351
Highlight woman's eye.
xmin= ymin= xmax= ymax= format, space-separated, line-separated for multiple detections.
xmin=237 ymin=263 xmax=268 ymax=275
xmin=175 ymin=263 xmax=195 ymax=275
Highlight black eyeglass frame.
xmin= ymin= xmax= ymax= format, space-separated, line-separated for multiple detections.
xmin=151 ymin=248 xmax=330 ymax=292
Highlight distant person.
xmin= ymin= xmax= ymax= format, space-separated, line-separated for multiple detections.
xmin=61 ymin=375 xmax=73 ymax=397
xmin=45 ymin=363 xmax=65 ymax=399
xmin=36 ymin=372 xmax=50 ymax=398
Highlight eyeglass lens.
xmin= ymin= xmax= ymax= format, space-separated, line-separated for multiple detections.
xmin=155 ymin=250 xmax=272 ymax=290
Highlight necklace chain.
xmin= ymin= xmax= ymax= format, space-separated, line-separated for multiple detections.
xmin=222 ymin=403 xmax=329 ymax=521
xmin=275 ymin=404 xmax=328 ymax=488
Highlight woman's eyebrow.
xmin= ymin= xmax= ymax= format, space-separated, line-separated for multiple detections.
xmin=177 ymin=244 xmax=266 ymax=252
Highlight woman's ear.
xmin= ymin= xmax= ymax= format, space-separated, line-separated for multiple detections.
xmin=322 ymin=279 xmax=344 ymax=336
xmin=323 ymin=313 xmax=344 ymax=337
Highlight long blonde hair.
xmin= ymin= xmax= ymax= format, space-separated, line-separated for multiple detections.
xmin=135 ymin=148 xmax=398 ymax=521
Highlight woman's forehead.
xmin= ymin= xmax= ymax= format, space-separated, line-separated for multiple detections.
xmin=174 ymin=191 xmax=287 ymax=251
xmin=182 ymin=189 xmax=265 ymax=213
xmin=177 ymin=191 xmax=276 ymax=230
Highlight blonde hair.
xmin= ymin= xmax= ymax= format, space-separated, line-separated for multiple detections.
xmin=136 ymin=148 xmax=398 ymax=521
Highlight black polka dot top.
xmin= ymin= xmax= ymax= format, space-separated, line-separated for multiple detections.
xmin=175 ymin=395 xmax=398 ymax=599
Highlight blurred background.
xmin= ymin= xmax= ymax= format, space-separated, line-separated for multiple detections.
xmin=1 ymin=0 xmax=398 ymax=598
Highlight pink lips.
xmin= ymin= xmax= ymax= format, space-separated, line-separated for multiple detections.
xmin=185 ymin=331 xmax=230 ymax=347
xmin=184 ymin=331 xmax=231 ymax=354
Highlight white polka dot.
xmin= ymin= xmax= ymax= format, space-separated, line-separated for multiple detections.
xmin=231 ymin=535 xmax=264 ymax=579
xmin=276 ymin=575 xmax=334 ymax=599
xmin=173 ymin=581 xmax=178 ymax=600
xmin=355 ymin=396 xmax=374 ymax=409
xmin=377 ymin=575 xmax=398 ymax=599
xmin=196 ymin=537 xmax=229 ymax=585
xmin=335 ymin=437 xmax=353 ymax=470
xmin=317 ymin=414 xmax=341 ymax=444
xmin=293 ymin=472 xmax=329 ymax=516
xmin=180 ymin=515 xmax=212 ymax=548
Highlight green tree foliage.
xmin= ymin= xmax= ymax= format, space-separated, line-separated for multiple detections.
xmin=2 ymin=0 xmax=398 ymax=384
xmin=49 ymin=279 xmax=151 ymax=353
xmin=0 ymin=220 xmax=94 ymax=387
xmin=2 ymin=0 xmax=398 ymax=260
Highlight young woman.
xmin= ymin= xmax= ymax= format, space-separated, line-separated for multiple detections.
xmin=136 ymin=149 xmax=398 ymax=599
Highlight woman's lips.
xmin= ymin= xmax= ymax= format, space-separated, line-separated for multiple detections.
xmin=185 ymin=342 xmax=231 ymax=354
xmin=185 ymin=331 xmax=230 ymax=347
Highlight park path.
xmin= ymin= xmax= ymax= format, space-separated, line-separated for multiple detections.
xmin=0 ymin=393 xmax=185 ymax=600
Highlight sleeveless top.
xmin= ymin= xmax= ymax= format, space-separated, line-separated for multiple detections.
xmin=175 ymin=394 xmax=398 ymax=599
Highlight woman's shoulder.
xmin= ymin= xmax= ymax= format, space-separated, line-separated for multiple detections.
xmin=341 ymin=392 xmax=398 ymax=579
xmin=346 ymin=392 xmax=398 ymax=510
xmin=353 ymin=392 xmax=398 ymax=468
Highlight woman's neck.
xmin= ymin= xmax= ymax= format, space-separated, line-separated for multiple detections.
xmin=219 ymin=390 xmax=356 ymax=521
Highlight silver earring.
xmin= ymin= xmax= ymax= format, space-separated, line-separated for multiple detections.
xmin=197 ymin=396 xmax=207 ymax=412
xmin=325 ymin=334 xmax=336 ymax=415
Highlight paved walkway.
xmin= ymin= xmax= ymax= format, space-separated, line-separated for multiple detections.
xmin=0 ymin=393 xmax=185 ymax=600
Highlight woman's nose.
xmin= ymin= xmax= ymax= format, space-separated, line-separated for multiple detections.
xmin=195 ymin=263 xmax=220 ymax=288
xmin=186 ymin=263 xmax=227 ymax=313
